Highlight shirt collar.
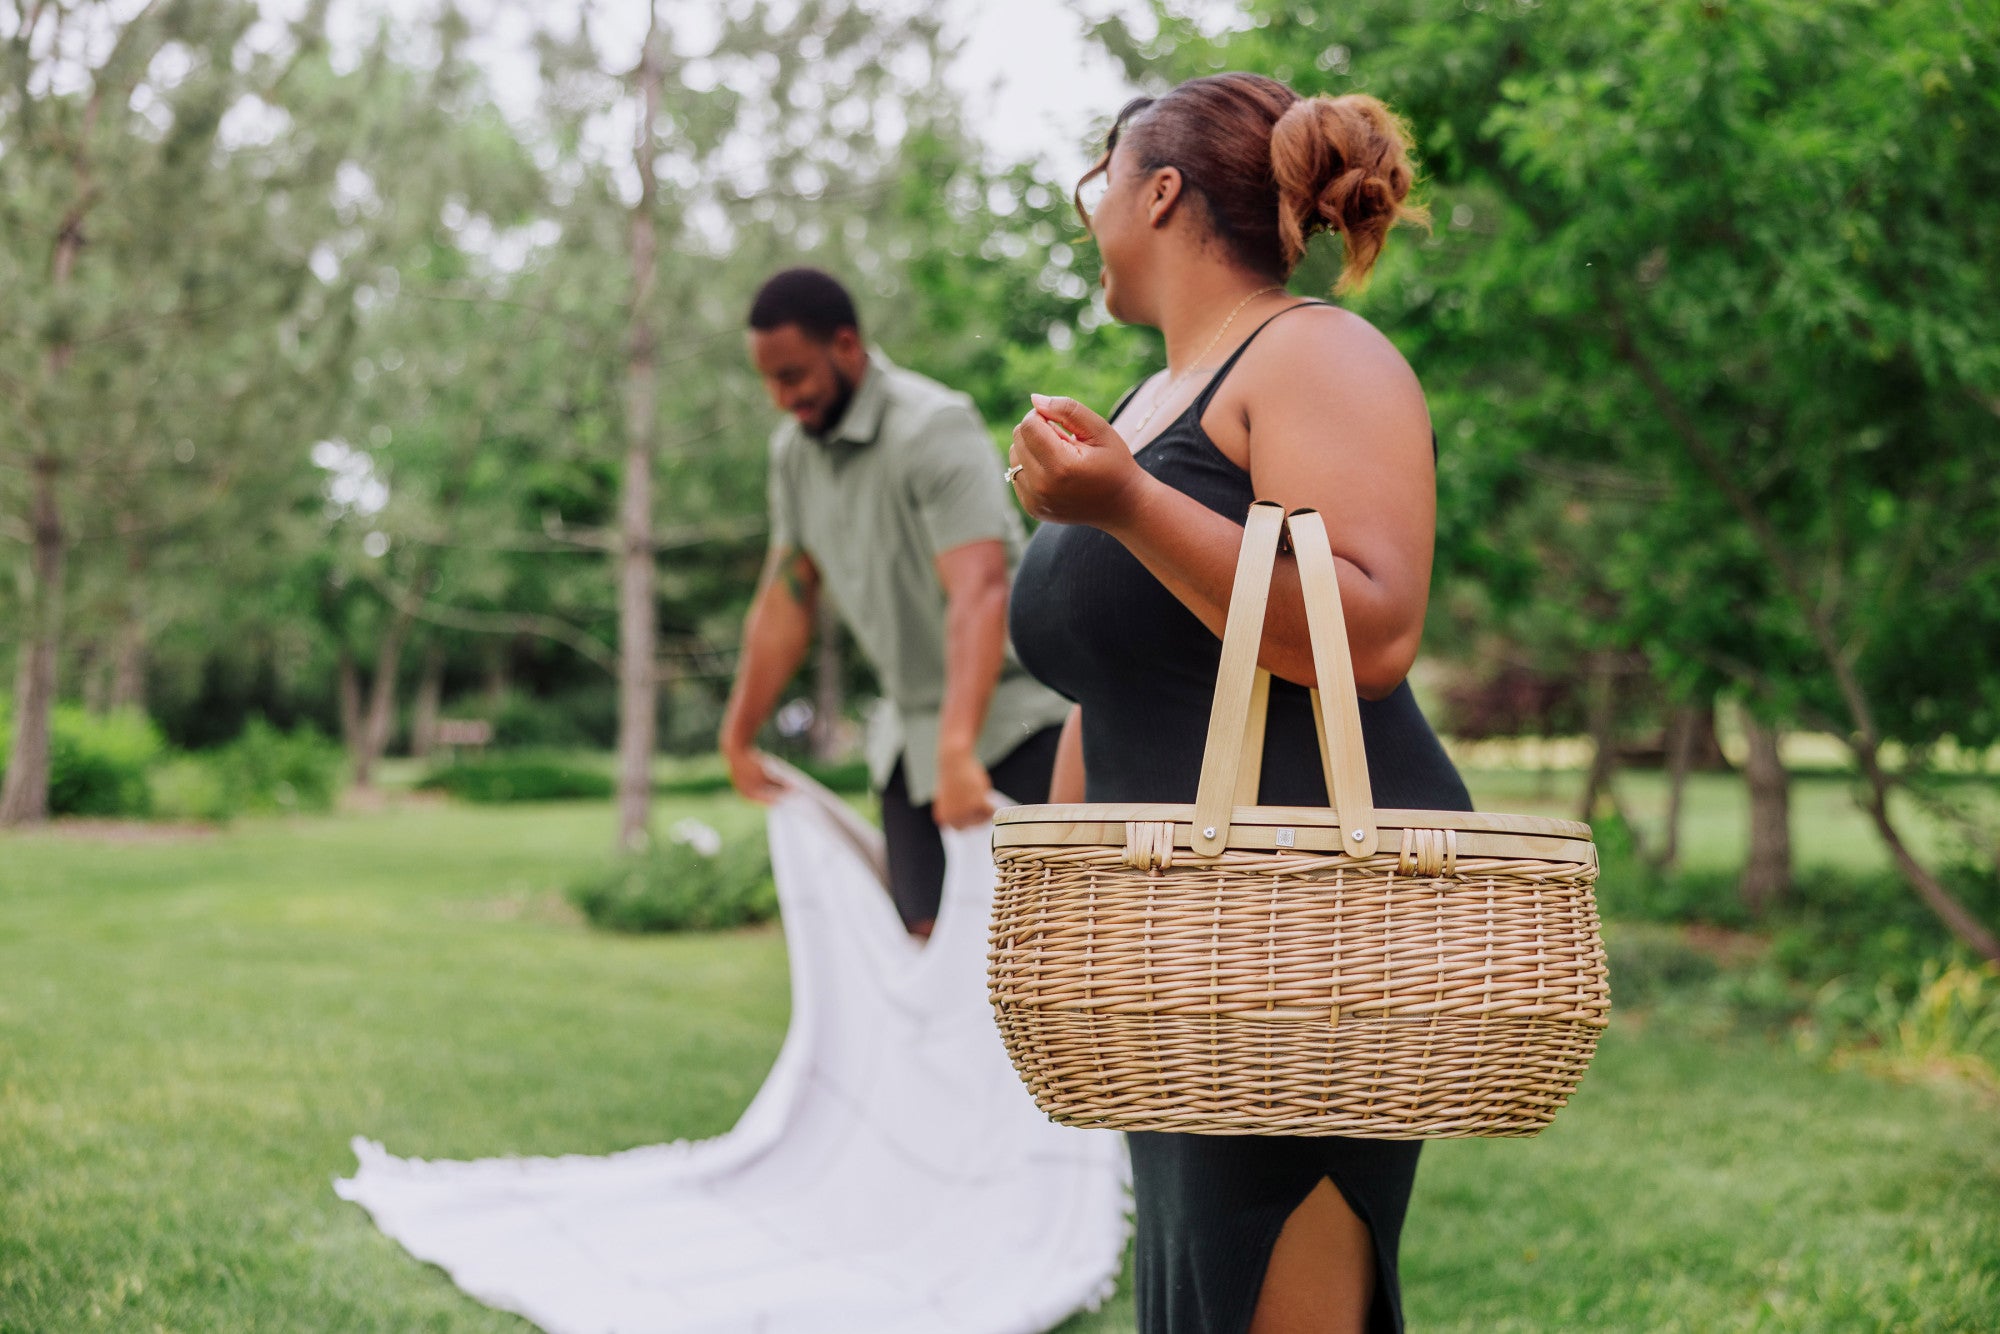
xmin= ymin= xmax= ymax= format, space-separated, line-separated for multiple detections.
xmin=821 ymin=352 xmax=889 ymax=449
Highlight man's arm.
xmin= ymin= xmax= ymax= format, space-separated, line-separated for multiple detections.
xmin=719 ymin=545 xmax=820 ymax=802
xmin=931 ymin=538 xmax=1009 ymax=828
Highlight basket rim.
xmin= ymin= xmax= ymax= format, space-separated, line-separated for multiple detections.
xmin=995 ymin=802 xmax=1593 ymax=840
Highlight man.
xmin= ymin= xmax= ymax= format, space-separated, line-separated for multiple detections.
xmin=720 ymin=268 xmax=1071 ymax=938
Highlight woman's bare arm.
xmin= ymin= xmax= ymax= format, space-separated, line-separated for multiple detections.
xmin=1012 ymin=310 xmax=1435 ymax=697
xmin=1048 ymin=705 xmax=1086 ymax=803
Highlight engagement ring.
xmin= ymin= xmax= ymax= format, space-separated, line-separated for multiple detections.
xmin=1004 ymin=464 xmax=1024 ymax=483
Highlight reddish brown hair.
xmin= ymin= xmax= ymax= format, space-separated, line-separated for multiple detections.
xmin=1076 ymin=72 xmax=1427 ymax=292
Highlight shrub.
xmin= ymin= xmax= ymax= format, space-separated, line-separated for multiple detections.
xmin=1808 ymin=958 xmax=2000 ymax=1092
xmin=420 ymin=751 xmax=615 ymax=803
xmin=148 ymin=756 xmax=234 ymax=822
xmin=148 ymin=720 xmax=344 ymax=821
xmin=1603 ymin=923 xmax=1720 ymax=1008
xmin=212 ymin=720 xmax=343 ymax=814
xmin=457 ymin=689 xmax=618 ymax=750
xmin=1589 ymin=812 xmax=1752 ymax=928
xmin=568 ymin=820 xmax=777 ymax=933
xmin=653 ymin=756 xmax=873 ymax=798
xmin=1767 ymin=866 xmax=2000 ymax=997
xmin=0 ymin=705 xmax=163 ymax=817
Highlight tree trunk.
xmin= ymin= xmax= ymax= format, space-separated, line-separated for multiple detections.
xmin=1684 ymin=700 xmax=1729 ymax=771
xmin=1738 ymin=714 xmax=1792 ymax=916
xmin=1 ymin=161 xmax=89 ymax=827
xmin=483 ymin=645 xmax=509 ymax=706
xmin=1851 ymin=742 xmax=2000 ymax=964
xmin=107 ymin=528 xmax=148 ymax=713
xmin=614 ymin=8 xmax=664 ymax=855
xmin=80 ymin=641 xmax=108 ymax=716
xmin=410 ymin=643 xmax=445 ymax=760
xmin=0 ymin=457 xmax=68 ymax=826
xmin=352 ymin=606 xmax=416 ymax=789
xmin=1658 ymin=702 xmax=1698 ymax=870
xmin=1576 ymin=650 xmax=1621 ymax=823
xmin=337 ymin=648 xmax=364 ymax=758
xmin=810 ymin=598 xmax=844 ymax=762
xmin=108 ymin=610 xmax=147 ymax=713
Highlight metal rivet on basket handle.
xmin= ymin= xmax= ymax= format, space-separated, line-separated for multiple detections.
xmin=1189 ymin=503 xmax=1379 ymax=859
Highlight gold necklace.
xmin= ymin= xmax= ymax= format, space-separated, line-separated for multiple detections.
xmin=1125 ymin=285 xmax=1286 ymax=441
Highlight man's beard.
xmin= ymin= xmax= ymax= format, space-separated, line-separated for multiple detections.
xmin=807 ymin=365 xmax=858 ymax=441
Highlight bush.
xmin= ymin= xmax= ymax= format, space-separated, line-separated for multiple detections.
xmin=1590 ymin=812 xmax=1753 ymax=928
xmin=1767 ymin=865 xmax=2000 ymax=997
xmin=568 ymin=821 xmax=777 ymax=932
xmin=148 ymin=756 xmax=233 ymax=822
xmin=0 ymin=704 xmax=163 ymax=817
xmin=149 ymin=721 xmax=344 ymax=821
xmin=1603 ymin=923 xmax=1720 ymax=1008
xmin=419 ymin=751 xmax=615 ymax=803
xmin=456 ymin=689 xmax=618 ymax=750
xmin=1801 ymin=957 xmax=2000 ymax=1092
xmin=653 ymin=756 xmax=873 ymax=798
xmin=213 ymin=720 xmax=343 ymax=814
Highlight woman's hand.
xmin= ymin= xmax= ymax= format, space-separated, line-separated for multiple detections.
xmin=1008 ymin=394 xmax=1156 ymax=528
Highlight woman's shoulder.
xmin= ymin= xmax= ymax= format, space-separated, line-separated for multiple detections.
xmin=1258 ymin=302 xmax=1411 ymax=376
xmin=1201 ymin=300 xmax=1428 ymax=466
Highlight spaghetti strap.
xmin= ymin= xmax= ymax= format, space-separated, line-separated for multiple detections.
xmin=1189 ymin=300 xmax=1330 ymax=418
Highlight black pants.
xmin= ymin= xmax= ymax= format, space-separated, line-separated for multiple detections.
xmin=878 ymin=725 xmax=1063 ymax=931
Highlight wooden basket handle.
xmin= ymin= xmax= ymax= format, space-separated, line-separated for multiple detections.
xmin=1189 ymin=504 xmax=1378 ymax=858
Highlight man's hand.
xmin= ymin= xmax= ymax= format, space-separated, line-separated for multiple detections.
xmin=931 ymin=745 xmax=995 ymax=829
xmin=723 ymin=741 xmax=790 ymax=805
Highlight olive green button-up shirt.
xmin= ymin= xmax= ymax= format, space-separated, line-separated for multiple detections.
xmin=767 ymin=353 xmax=1071 ymax=803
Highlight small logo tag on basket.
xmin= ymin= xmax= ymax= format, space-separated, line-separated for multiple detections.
xmin=1275 ymin=828 xmax=1296 ymax=848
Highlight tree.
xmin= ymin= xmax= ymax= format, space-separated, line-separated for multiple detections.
xmin=0 ymin=0 xmax=376 ymax=821
xmin=1116 ymin=0 xmax=2000 ymax=957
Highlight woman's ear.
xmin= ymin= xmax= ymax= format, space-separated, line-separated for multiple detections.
xmin=1145 ymin=166 xmax=1186 ymax=229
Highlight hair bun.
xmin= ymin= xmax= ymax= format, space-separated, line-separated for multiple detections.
xmin=1270 ymin=94 xmax=1425 ymax=290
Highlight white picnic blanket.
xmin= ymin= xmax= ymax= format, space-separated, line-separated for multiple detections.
xmin=335 ymin=769 xmax=1130 ymax=1334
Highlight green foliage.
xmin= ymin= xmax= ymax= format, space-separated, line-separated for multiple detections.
xmin=1769 ymin=865 xmax=2000 ymax=993
xmin=0 ymin=705 xmax=163 ymax=818
xmin=1128 ymin=0 xmax=2000 ymax=957
xmin=1821 ymin=958 xmax=2000 ymax=1092
xmin=460 ymin=689 xmax=620 ymax=751
xmin=211 ymin=722 xmax=345 ymax=816
xmin=1588 ymin=810 xmax=1748 ymax=928
xmin=146 ymin=756 xmax=233 ymax=824
xmin=652 ymin=756 xmax=872 ymax=798
xmin=568 ymin=827 xmax=777 ymax=933
xmin=147 ymin=721 xmax=344 ymax=822
xmin=418 ymin=752 xmax=616 ymax=804
xmin=1601 ymin=922 xmax=1719 ymax=1008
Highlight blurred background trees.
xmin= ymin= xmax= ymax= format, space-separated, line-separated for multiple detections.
xmin=3 ymin=0 xmax=1995 ymax=958
xmin=1105 ymin=0 xmax=2000 ymax=958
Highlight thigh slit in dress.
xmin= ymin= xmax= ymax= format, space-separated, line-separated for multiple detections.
xmin=1009 ymin=304 xmax=1474 ymax=1334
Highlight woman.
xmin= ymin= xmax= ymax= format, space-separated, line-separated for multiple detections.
xmin=1005 ymin=73 xmax=1473 ymax=1334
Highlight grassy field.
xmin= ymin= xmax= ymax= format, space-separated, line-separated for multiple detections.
xmin=2 ymin=775 xmax=1997 ymax=1331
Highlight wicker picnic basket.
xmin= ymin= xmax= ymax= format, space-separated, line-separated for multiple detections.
xmin=988 ymin=502 xmax=1609 ymax=1139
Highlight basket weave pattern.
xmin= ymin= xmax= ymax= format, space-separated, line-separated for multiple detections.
xmin=990 ymin=846 xmax=1607 ymax=1137
xmin=988 ymin=504 xmax=1611 ymax=1139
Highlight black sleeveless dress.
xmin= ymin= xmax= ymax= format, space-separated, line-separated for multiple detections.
xmin=1009 ymin=304 xmax=1473 ymax=1334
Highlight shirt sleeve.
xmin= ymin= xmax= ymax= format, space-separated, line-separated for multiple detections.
xmin=766 ymin=433 xmax=800 ymax=552
xmin=905 ymin=398 xmax=1015 ymax=557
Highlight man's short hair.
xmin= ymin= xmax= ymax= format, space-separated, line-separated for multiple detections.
xmin=747 ymin=268 xmax=860 ymax=341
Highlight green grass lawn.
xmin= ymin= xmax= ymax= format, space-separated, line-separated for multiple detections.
xmin=3 ymin=786 xmax=1997 ymax=1332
